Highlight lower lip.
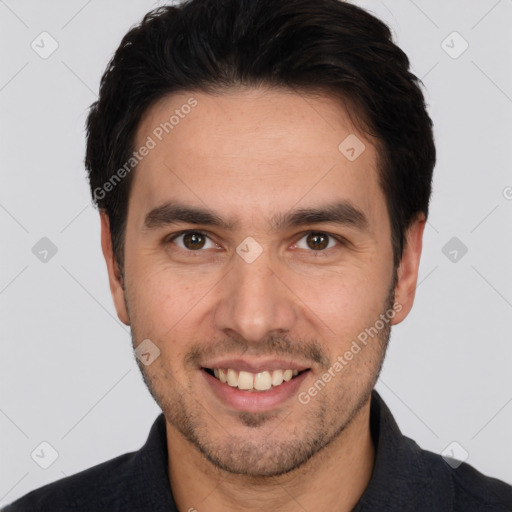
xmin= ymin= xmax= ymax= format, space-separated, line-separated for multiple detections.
xmin=202 ymin=369 xmax=310 ymax=412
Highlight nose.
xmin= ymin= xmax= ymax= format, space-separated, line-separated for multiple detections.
xmin=213 ymin=247 xmax=299 ymax=346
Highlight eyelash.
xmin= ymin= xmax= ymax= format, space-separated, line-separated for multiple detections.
xmin=165 ymin=229 xmax=345 ymax=256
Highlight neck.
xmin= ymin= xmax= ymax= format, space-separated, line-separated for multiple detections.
xmin=167 ymin=397 xmax=375 ymax=512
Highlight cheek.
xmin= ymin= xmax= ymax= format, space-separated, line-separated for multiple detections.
xmin=291 ymin=268 xmax=392 ymax=357
xmin=127 ymin=262 xmax=217 ymax=338
xmin=294 ymin=264 xmax=387 ymax=317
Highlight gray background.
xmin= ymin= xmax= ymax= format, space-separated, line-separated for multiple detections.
xmin=1 ymin=0 xmax=511 ymax=506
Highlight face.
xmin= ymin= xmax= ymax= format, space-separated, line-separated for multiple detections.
xmin=102 ymin=87 xmax=424 ymax=477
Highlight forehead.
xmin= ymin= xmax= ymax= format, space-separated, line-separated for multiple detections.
xmin=129 ymin=87 xmax=384 ymax=229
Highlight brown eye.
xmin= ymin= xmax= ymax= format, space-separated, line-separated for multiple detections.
xmin=307 ymin=233 xmax=328 ymax=250
xmin=170 ymin=231 xmax=215 ymax=251
xmin=295 ymin=232 xmax=339 ymax=252
xmin=183 ymin=232 xmax=206 ymax=250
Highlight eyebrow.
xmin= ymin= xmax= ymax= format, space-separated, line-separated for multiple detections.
xmin=143 ymin=199 xmax=369 ymax=233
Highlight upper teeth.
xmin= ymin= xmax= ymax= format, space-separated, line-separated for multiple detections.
xmin=212 ymin=368 xmax=299 ymax=391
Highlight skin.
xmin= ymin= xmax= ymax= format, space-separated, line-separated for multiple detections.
xmin=100 ymin=87 xmax=425 ymax=512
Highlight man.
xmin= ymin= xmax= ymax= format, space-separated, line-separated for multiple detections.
xmin=4 ymin=0 xmax=511 ymax=510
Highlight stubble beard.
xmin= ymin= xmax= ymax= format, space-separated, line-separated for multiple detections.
xmin=131 ymin=281 xmax=396 ymax=478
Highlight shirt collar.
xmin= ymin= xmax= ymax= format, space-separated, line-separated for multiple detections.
xmin=352 ymin=389 xmax=450 ymax=510
xmin=130 ymin=413 xmax=177 ymax=511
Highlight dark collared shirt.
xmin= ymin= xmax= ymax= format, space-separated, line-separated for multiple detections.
xmin=3 ymin=390 xmax=512 ymax=511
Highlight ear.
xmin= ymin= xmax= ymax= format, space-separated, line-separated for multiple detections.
xmin=391 ymin=213 xmax=426 ymax=325
xmin=100 ymin=212 xmax=130 ymax=325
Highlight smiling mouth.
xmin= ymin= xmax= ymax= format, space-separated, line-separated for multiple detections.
xmin=203 ymin=367 xmax=309 ymax=392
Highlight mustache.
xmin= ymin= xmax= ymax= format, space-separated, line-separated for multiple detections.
xmin=184 ymin=333 xmax=330 ymax=368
